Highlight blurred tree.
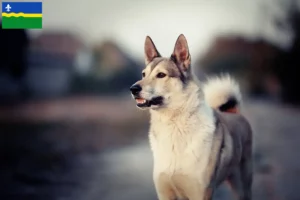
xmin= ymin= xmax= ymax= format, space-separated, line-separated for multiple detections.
xmin=196 ymin=36 xmax=281 ymax=97
xmin=273 ymin=0 xmax=300 ymax=104
xmin=71 ymin=40 xmax=141 ymax=95
xmin=198 ymin=0 xmax=300 ymax=104
xmin=0 ymin=22 xmax=29 ymax=79
xmin=0 ymin=22 xmax=29 ymax=103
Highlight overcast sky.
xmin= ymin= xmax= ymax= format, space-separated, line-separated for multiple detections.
xmin=3 ymin=0 xmax=296 ymax=60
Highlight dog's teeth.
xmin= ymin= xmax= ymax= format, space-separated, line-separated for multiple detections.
xmin=136 ymin=98 xmax=146 ymax=104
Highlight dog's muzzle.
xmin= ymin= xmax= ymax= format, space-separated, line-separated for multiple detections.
xmin=130 ymin=84 xmax=163 ymax=108
xmin=135 ymin=96 xmax=164 ymax=108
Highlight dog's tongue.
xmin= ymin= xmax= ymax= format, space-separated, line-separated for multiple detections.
xmin=136 ymin=98 xmax=146 ymax=104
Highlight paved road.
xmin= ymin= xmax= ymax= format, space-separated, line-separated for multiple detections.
xmin=0 ymin=99 xmax=299 ymax=200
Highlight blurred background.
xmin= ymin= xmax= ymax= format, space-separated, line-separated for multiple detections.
xmin=1 ymin=0 xmax=300 ymax=199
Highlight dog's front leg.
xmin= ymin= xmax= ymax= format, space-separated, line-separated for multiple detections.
xmin=176 ymin=177 xmax=214 ymax=200
xmin=203 ymin=187 xmax=214 ymax=200
xmin=154 ymin=173 xmax=176 ymax=200
xmin=184 ymin=184 xmax=214 ymax=200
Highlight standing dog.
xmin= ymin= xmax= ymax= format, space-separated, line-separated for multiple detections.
xmin=130 ymin=34 xmax=252 ymax=200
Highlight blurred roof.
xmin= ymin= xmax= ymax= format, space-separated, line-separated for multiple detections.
xmin=31 ymin=31 xmax=85 ymax=58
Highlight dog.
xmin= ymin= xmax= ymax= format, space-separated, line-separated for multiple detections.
xmin=129 ymin=34 xmax=253 ymax=200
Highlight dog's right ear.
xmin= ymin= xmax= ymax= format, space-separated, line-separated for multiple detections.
xmin=144 ymin=36 xmax=161 ymax=65
xmin=171 ymin=34 xmax=191 ymax=73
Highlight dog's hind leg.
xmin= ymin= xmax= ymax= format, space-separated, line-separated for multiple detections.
xmin=227 ymin=150 xmax=252 ymax=200
xmin=238 ymin=132 xmax=253 ymax=200
xmin=226 ymin=167 xmax=245 ymax=200
xmin=240 ymin=148 xmax=253 ymax=200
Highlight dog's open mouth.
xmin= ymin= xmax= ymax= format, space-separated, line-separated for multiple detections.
xmin=135 ymin=96 xmax=163 ymax=107
xmin=135 ymin=98 xmax=148 ymax=106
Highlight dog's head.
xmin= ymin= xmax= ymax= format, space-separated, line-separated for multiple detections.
xmin=130 ymin=34 xmax=193 ymax=110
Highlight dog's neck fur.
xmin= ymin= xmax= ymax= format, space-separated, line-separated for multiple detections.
xmin=148 ymin=77 xmax=217 ymax=181
xmin=149 ymin=78 xmax=215 ymax=130
xmin=148 ymin=73 xmax=219 ymax=196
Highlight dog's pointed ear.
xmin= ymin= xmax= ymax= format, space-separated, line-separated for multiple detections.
xmin=144 ymin=36 xmax=161 ymax=65
xmin=171 ymin=34 xmax=191 ymax=72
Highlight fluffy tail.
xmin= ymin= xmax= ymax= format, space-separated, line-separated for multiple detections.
xmin=203 ymin=75 xmax=242 ymax=113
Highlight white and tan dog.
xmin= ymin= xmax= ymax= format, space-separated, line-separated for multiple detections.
xmin=130 ymin=34 xmax=252 ymax=200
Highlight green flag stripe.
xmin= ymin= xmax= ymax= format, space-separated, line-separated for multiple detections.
xmin=2 ymin=17 xmax=42 ymax=29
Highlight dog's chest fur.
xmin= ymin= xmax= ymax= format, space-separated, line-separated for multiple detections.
xmin=149 ymin=105 xmax=216 ymax=187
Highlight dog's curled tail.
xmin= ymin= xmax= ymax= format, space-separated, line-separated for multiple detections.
xmin=203 ymin=75 xmax=242 ymax=113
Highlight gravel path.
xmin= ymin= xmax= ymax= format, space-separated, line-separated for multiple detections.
xmin=0 ymin=99 xmax=299 ymax=200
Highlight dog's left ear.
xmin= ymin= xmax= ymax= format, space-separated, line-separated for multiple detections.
xmin=144 ymin=36 xmax=161 ymax=65
xmin=171 ymin=34 xmax=191 ymax=72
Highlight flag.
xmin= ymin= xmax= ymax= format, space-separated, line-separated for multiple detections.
xmin=2 ymin=2 xmax=42 ymax=29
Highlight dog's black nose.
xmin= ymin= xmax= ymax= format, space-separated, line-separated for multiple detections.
xmin=130 ymin=84 xmax=142 ymax=95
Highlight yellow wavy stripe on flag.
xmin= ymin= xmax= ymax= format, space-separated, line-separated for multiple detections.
xmin=2 ymin=12 xmax=42 ymax=17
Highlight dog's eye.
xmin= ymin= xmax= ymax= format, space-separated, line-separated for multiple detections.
xmin=142 ymin=72 xmax=145 ymax=78
xmin=156 ymin=72 xmax=166 ymax=78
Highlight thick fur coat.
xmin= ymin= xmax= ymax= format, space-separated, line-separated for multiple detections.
xmin=130 ymin=34 xmax=252 ymax=200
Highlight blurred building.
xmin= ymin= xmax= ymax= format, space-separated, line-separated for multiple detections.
xmin=26 ymin=31 xmax=88 ymax=98
xmin=197 ymin=35 xmax=282 ymax=98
